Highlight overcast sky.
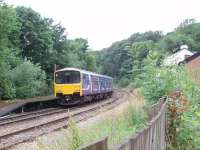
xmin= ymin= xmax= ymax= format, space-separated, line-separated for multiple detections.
xmin=5 ymin=0 xmax=200 ymax=50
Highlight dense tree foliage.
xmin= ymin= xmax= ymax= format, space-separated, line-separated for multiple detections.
xmin=16 ymin=7 xmax=54 ymax=73
xmin=1 ymin=2 xmax=199 ymax=148
xmin=0 ymin=2 xmax=97 ymax=100
xmin=10 ymin=60 xmax=48 ymax=98
xmin=0 ymin=2 xmax=20 ymax=99
xmin=98 ymin=19 xmax=200 ymax=87
xmin=97 ymin=31 xmax=163 ymax=86
xmin=1 ymin=1 xmax=200 ymax=100
xmin=97 ymin=19 xmax=200 ymax=148
xmin=15 ymin=7 xmax=96 ymax=77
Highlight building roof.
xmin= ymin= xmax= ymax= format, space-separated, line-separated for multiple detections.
xmin=183 ymin=52 xmax=200 ymax=63
xmin=164 ymin=49 xmax=193 ymax=66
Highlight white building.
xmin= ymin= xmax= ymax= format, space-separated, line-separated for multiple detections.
xmin=164 ymin=45 xmax=193 ymax=66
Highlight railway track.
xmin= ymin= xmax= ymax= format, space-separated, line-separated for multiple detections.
xmin=0 ymin=107 xmax=59 ymax=124
xmin=0 ymin=90 xmax=128 ymax=149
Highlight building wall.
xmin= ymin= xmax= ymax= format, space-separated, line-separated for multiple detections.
xmin=185 ymin=56 xmax=200 ymax=86
xmin=186 ymin=56 xmax=200 ymax=70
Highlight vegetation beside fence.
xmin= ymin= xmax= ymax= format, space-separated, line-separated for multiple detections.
xmin=79 ymin=98 xmax=167 ymax=150
xmin=139 ymin=55 xmax=200 ymax=149
xmin=79 ymin=54 xmax=200 ymax=150
xmin=70 ymin=95 xmax=146 ymax=150
xmin=37 ymin=93 xmax=146 ymax=150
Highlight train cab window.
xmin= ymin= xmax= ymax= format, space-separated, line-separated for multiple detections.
xmin=55 ymin=71 xmax=80 ymax=84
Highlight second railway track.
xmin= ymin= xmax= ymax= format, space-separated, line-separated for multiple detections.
xmin=0 ymin=90 xmax=128 ymax=149
xmin=0 ymin=107 xmax=60 ymax=125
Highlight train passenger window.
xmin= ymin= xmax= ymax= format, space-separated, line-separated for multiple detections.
xmin=100 ymin=78 xmax=106 ymax=90
xmin=55 ymin=71 xmax=80 ymax=84
xmin=82 ymin=74 xmax=90 ymax=89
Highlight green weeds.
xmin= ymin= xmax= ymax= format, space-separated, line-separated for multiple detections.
xmin=37 ymin=96 xmax=146 ymax=150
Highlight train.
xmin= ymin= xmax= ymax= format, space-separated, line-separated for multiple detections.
xmin=54 ymin=68 xmax=113 ymax=105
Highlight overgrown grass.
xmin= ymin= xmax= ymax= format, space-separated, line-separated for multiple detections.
xmin=77 ymin=98 xmax=146 ymax=148
xmin=37 ymin=95 xmax=147 ymax=150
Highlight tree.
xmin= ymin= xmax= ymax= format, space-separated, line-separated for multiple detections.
xmin=0 ymin=3 xmax=20 ymax=100
xmin=99 ymin=31 xmax=163 ymax=86
xmin=178 ymin=18 xmax=196 ymax=29
xmin=0 ymin=2 xmax=20 ymax=65
xmin=85 ymin=53 xmax=97 ymax=72
xmin=176 ymin=20 xmax=200 ymax=51
xmin=16 ymin=7 xmax=53 ymax=72
xmin=129 ymin=31 xmax=163 ymax=43
xmin=73 ymin=38 xmax=89 ymax=52
xmin=160 ymin=33 xmax=195 ymax=53
xmin=10 ymin=60 xmax=47 ymax=98
xmin=0 ymin=2 xmax=97 ymax=100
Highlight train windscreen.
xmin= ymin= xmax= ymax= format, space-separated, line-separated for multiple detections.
xmin=55 ymin=70 xmax=80 ymax=84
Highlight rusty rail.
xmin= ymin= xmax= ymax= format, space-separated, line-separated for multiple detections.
xmin=79 ymin=98 xmax=167 ymax=150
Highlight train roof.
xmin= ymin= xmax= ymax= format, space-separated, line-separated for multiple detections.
xmin=55 ymin=67 xmax=113 ymax=79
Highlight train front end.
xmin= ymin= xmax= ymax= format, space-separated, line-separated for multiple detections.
xmin=54 ymin=69 xmax=82 ymax=105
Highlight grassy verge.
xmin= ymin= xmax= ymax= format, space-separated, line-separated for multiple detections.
xmin=79 ymin=99 xmax=146 ymax=147
xmin=37 ymin=93 xmax=147 ymax=150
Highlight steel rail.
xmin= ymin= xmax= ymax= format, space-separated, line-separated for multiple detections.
xmin=0 ymin=91 xmax=126 ymax=149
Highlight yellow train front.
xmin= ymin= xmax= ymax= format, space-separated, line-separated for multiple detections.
xmin=54 ymin=68 xmax=113 ymax=105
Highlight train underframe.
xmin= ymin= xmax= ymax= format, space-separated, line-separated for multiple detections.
xmin=56 ymin=91 xmax=113 ymax=106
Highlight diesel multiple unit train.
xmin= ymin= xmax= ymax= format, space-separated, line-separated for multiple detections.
xmin=54 ymin=68 xmax=113 ymax=105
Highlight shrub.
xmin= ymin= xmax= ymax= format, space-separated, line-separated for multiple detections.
xmin=10 ymin=60 xmax=48 ymax=98
xmin=138 ymin=51 xmax=199 ymax=104
xmin=138 ymin=51 xmax=200 ymax=149
xmin=118 ymin=77 xmax=130 ymax=87
xmin=0 ymin=63 xmax=16 ymax=100
xmin=68 ymin=119 xmax=82 ymax=150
